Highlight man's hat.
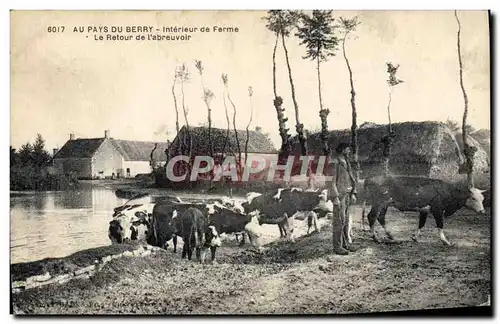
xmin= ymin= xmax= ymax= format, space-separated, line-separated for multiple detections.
xmin=335 ymin=142 xmax=350 ymax=154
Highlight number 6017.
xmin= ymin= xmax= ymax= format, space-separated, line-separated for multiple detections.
xmin=47 ymin=26 xmax=65 ymax=33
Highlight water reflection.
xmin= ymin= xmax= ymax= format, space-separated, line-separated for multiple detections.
xmin=10 ymin=187 xmax=132 ymax=264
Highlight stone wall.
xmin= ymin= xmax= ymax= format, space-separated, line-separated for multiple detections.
xmin=11 ymin=244 xmax=161 ymax=294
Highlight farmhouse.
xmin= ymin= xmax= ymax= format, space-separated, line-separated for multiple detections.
xmin=52 ymin=130 xmax=170 ymax=179
xmin=167 ymin=125 xmax=278 ymax=180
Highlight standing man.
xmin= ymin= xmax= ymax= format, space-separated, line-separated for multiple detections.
xmin=328 ymin=142 xmax=359 ymax=255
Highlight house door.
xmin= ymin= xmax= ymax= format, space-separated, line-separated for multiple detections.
xmin=126 ymin=168 xmax=131 ymax=177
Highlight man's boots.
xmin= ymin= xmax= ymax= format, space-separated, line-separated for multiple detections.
xmin=332 ymin=224 xmax=349 ymax=255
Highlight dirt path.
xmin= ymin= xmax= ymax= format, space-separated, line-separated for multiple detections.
xmin=12 ymin=207 xmax=491 ymax=315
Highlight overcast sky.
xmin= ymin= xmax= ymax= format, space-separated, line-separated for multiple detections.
xmin=10 ymin=10 xmax=490 ymax=151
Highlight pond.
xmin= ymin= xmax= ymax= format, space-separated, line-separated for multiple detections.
xmin=10 ymin=186 xmax=151 ymax=264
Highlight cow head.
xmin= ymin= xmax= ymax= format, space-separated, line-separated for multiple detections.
xmin=108 ymin=219 xmax=124 ymax=244
xmin=465 ymin=188 xmax=486 ymax=214
xmin=313 ymin=189 xmax=334 ymax=212
xmin=108 ymin=212 xmax=141 ymax=244
xmin=167 ymin=209 xmax=180 ymax=233
xmin=206 ymin=225 xmax=222 ymax=247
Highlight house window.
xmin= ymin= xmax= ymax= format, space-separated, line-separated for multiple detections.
xmin=126 ymin=168 xmax=131 ymax=177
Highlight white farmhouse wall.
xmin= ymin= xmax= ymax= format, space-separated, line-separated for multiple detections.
xmin=122 ymin=161 xmax=155 ymax=177
xmin=91 ymin=139 xmax=124 ymax=178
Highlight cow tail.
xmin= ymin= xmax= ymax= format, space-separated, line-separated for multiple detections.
xmin=151 ymin=213 xmax=158 ymax=247
xmin=193 ymin=229 xmax=200 ymax=248
xmin=361 ymin=179 xmax=370 ymax=230
xmin=361 ymin=200 xmax=366 ymax=229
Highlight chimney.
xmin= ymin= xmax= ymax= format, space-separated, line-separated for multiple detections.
xmin=104 ymin=130 xmax=110 ymax=139
xmin=70 ymin=133 xmax=75 ymax=140
xmin=53 ymin=148 xmax=58 ymax=156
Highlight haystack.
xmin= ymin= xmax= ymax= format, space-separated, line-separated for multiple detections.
xmin=304 ymin=121 xmax=489 ymax=180
xmin=470 ymin=129 xmax=491 ymax=161
xmin=454 ymin=132 xmax=490 ymax=169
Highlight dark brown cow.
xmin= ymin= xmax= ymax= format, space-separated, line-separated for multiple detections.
xmin=169 ymin=207 xmax=221 ymax=263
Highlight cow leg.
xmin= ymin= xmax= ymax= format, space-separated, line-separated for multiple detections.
xmin=377 ymin=205 xmax=395 ymax=241
xmin=412 ymin=212 xmax=429 ymax=242
xmin=181 ymin=242 xmax=188 ymax=259
xmin=235 ymin=233 xmax=240 ymax=244
xmin=173 ymin=235 xmax=178 ymax=253
xmin=187 ymin=244 xmax=194 ymax=260
xmin=278 ymin=224 xmax=286 ymax=239
xmin=307 ymin=212 xmax=320 ymax=235
xmin=361 ymin=200 xmax=367 ymax=231
xmin=239 ymin=233 xmax=246 ymax=247
xmin=345 ymin=204 xmax=353 ymax=244
xmin=367 ymin=205 xmax=381 ymax=243
xmin=287 ymin=216 xmax=295 ymax=242
xmin=247 ymin=231 xmax=253 ymax=244
xmin=210 ymin=246 xmax=218 ymax=264
xmin=195 ymin=246 xmax=202 ymax=262
xmin=434 ymin=210 xmax=452 ymax=246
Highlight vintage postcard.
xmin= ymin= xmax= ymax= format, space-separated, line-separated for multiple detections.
xmin=10 ymin=10 xmax=491 ymax=315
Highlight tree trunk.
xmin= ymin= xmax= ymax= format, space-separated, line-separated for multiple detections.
xmin=172 ymin=75 xmax=180 ymax=135
xmin=342 ymin=34 xmax=360 ymax=182
xmin=228 ymin=93 xmax=242 ymax=182
xmin=382 ymin=88 xmax=393 ymax=176
xmin=317 ymin=54 xmax=330 ymax=157
xmin=180 ymin=78 xmax=192 ymax=184
xmin=272 ymin=32 xmax=278 ymax=99
xmin=455 ymin=10 xmax=474 ymax=188
xmin=198 ymin=71 xmax=214 ymax=188
xmin=171 ymin=74 xmax=181 ymax=162
xmin=149 ymin=143 xmax=158 ymax=172
xmin=282 ymin=32 xmax=307 ymax=156
xmin=245 ymin=92 xmax=254 ymax=167
xmin=272 ymin=32 xmax=291 ymax=166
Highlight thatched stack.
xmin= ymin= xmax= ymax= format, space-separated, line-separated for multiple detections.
xmin=470 ymin=129 xmax=491 ymax=162
xmin=304 ymin=121 xmax=489 ymax=180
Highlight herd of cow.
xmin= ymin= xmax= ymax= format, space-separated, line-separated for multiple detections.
xmin=108 ymin=175 xmax=488 ymax=263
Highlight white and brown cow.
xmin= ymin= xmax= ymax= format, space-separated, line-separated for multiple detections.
xmin=362 ymin=175 xmax=487 ymax=245
xmin=241 ymin=187 xmax=334 ymax=242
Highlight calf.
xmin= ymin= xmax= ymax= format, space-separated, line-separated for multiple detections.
xmin=362 ymin=175 xmax=486 ymax=245
xmin=205 ymin=202 xmax=261 ymax=248
xmin=169 ymin=207 xmax=222 ymax=263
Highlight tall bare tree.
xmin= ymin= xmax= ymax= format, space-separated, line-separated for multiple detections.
xmin=177 ymin=63 xmax=193 ymax=181
xmin=296 ymin=10 xmax=339 ymax=158
xmin=195 ymin=60 xmax=215 ymax=159
xmin=263 ymin=10 xmax=294 ymax=162
xmin=172 ymin=66 xmax=181 ymax=135
xmin=245 ymin=86 xmax=254 ymax=165
xmin=382 ymin=62 xmax=404 ymax=175
xmin=221 ymin=74 xmax=231 ymax=156
xmin=340 ymin=16 xmax=362 ymax=182
xmin=281 ymin=10 xmax=307 ymax=156
xmin=454 ymin=10 xmax=476 ymax=188
xmin=222 ymin=74 xmax=242 ymax=182
xmin=169 ymin=66 xmax=181 ymax=160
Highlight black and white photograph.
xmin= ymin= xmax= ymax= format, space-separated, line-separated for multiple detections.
xmin=9 ymin=8 xmax=492 ymax=315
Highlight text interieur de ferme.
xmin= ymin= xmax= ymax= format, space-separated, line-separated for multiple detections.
xmin=78 ymin=25 xmax=240 ymax=42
